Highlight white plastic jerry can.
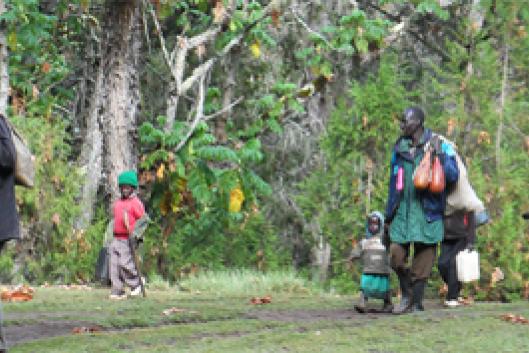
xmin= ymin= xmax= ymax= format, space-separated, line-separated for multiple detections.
xmin=456 ymin=249 xmax=480 ymax=282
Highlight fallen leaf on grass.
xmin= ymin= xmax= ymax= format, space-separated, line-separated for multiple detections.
xmin=72 ymin=326 xmax=102 ymax=334
xmin=1 ymin=285 xmax=35 ymax=302
xmin=458 ymin=296 xmax=474 ymax=306
xmin=500 ymin=313 xmax=529 ymax=325
xmin=250 ymin=295 xmax=272 ymax=305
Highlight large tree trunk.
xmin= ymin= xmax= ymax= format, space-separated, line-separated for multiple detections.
xmin=0 ymin=0 xmax=8 ymax=117
xmin=77 ymin=1 xmax=142 ymax=228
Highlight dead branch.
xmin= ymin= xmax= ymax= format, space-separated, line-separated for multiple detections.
xmin=204 ymin=96 xmax=244 ymax=121
xmin=496 ymin=43 xmax=509 ymax=174
xmin=174 ymin=75 xmax=207 ymax=152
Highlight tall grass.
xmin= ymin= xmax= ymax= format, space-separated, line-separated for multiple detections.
xmin=177 ymin=269 xmax=316 ymax=296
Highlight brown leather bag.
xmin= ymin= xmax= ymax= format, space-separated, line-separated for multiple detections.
xmin=413 ymin=149 xmax=431 ymax=190
xmin=429 ymin=154 xmax=445 ymax=193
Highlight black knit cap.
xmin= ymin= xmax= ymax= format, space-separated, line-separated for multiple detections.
xmin=402 ymin=106 xmax=425 ymax=124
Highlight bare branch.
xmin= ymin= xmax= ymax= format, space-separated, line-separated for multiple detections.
xmin=175 ymin=75 xmax=207 ymax=152
xmin=142 ymin=5 xmax=151 ymax=54
xmin=187 ymin=28 xmax=222 ymax=49
xmin=180 ymin=58 xmax=215 ymax=95
xmin=143 ymin=0 xmax=172 ymax=71
xmin=290 ymin=7 xmax=333 ymax=48
xmin=204 ymin=96 xmax=244 ymax=121
xmin=496 ymin=44 xmax=509 ymax=175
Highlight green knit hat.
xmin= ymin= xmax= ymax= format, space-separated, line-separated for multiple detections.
xmin=118 ymin=170 xmax=138 ymax=188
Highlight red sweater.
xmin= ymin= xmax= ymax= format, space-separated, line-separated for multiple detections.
xmin=113 ymin=195 xmax=145 ymax=239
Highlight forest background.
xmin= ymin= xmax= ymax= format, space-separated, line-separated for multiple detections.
xmin=1 ymin=0 xmax=528 ymax=301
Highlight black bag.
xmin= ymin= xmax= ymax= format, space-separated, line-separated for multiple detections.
xmin=95 ymin=246 xmax=111 ymax=286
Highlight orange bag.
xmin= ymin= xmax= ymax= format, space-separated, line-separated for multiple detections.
xmin=429 ymin=155 xmax=445 ymax=193
xmin=413 ymin=149 xmax=432 ymax=190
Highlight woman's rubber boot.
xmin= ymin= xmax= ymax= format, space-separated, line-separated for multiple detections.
xmin=412 ymin=280 xmax=426 ymax=312
xmin=354 ymin=291 xmax=368 ymax=313
xmin=393 ymin=273 xmax=413 ymax=314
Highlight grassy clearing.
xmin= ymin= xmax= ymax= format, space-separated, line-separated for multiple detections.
xmin=10 ymin=299 xmax=529 ymax=353
xmin=6 ymin=270 xmax=529 ymax=352
xmin=178 ymin=269 xmax=315 ymax=296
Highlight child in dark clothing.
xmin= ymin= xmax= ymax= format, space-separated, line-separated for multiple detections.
xmin=349 ymin=211 xmax=393 ymax=313
xmin=439 ymin=210 xmax=476 ymax=307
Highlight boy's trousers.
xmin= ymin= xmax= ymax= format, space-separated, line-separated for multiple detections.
xmin=438 ymin=237 xmax=467 ymax=300
xmin=109 ymin=238 xmax=141 ymax=293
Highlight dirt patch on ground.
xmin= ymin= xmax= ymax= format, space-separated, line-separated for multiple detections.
xmin=6 ymin=320 xmax=94 ymax=346
xmin=3 ymin=300 xmax=466 ymax=348
xmin=246 ymin=300 xmax=449 ymax=323
xmin=246 ymin=308 xmax=384 ymax=322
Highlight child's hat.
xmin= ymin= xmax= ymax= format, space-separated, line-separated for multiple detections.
xmin=118 ymin=170 xmax=138 ymax=188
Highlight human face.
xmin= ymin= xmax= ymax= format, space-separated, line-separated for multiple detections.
xmin=368 ymin=217 xmax=380 ymax=235
xmin=120 ymin=185 xmax=134 ymax=199
xmin=400 ymin=112 xmax=421 ymax=138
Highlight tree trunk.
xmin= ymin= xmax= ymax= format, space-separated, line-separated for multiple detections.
xmin=77 ymin=1 xmax=142 ymax=228
xmin=0 ymin=0 xmax=8 ymax=117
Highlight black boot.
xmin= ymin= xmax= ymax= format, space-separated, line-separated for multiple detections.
xmin=393 ymin=272 xmax=413 ymax=314
xmin=411 ymin=280 xmax=426 ymax=312
xmin=381 ymin=291 xmax=393 ymax=313
xmin=354 ymin=291 xmax=368 ymax=313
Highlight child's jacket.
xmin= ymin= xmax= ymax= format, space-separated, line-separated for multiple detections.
xmin=350 ymin=211 xmax=390 ymax=275
xmin=351 ymin=238 xmax=390 ymax=275
xmin=113 ymin=195 xmax=145 ymax=239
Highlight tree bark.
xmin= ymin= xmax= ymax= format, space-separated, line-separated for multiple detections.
xmin=0 ymin=0 xmax=8 ymax=117
xmin=77 ymin=0 xmax=142 ymax=228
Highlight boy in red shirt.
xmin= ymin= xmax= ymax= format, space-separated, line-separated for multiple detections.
xmin=109 ymin=170 xmax=145 ymax=299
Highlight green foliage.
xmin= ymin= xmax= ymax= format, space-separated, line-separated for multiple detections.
xmin=297 ymin=55 xmax=411 ymax=286
xmin=138 ymin=113 xmax=282 ymax=280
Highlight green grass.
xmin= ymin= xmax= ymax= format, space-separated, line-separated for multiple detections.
xmin=6 ymin=271 xmax=529 ymax=352
xmin=178 ymin=269 xmax=315 ymax=296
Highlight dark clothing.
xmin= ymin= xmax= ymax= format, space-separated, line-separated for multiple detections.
xmin=385 ymin=129 xmax=458 ymax=312
xmin=438 ymin=237 xmax=467 ymax=300
xmin=385 ymin=129 xmax=459 ymax=228
xmin=390 ymin=242 xmax=437 ymax=282
xmin=0 ymin=115 xmax=19 ymax=241
xmin=0 ymin=114 xmax=17 ymax=351
xmin=439 ymin=210 xmax=476 ymax=300
xmin=443 ymin=210 xmax=476 ymax=244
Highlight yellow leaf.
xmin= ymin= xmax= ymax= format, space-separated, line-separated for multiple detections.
xmin=229 ymin=20 xmax=237 ymax=32
xmin=7 ymin=32 xmax=17 ymax=51
xmin=160 ymin=191 xmax=171 ymax=216
xmin=477 ymin=131 xmax=491 ymax=144
xmin=156 ymin=164 xmax=165 ymax=180
xmin=297 ymin=83 xmax=315 ymax=98
xmin=229 ymin=186 xmax=245 ymax=213
xmin=250 ymin=42 xmax=261 ymax=58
